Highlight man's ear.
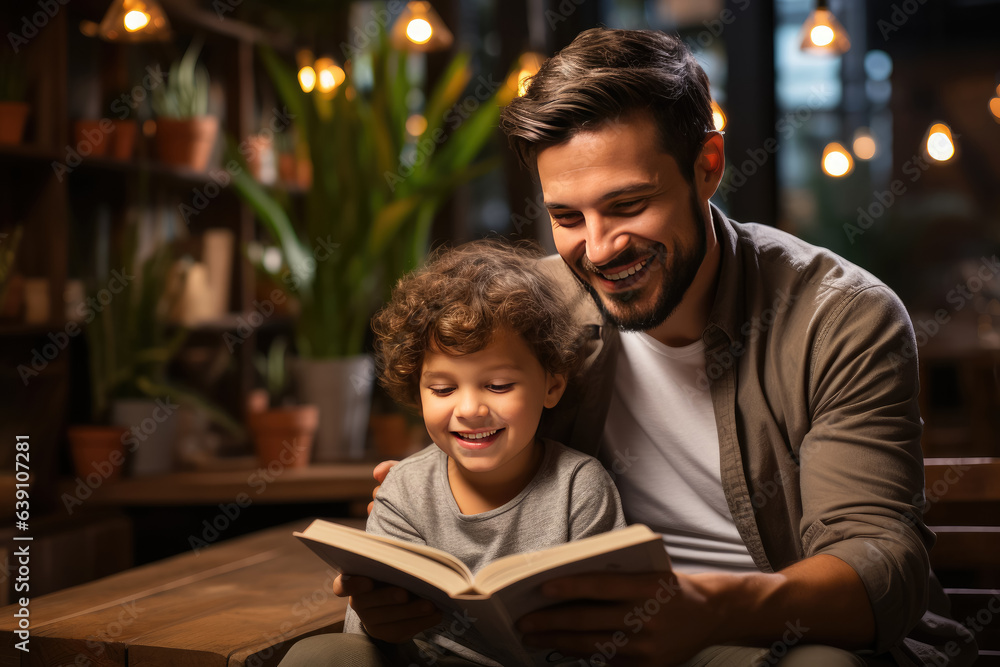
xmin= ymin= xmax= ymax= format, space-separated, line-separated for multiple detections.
xmin=543 ymin=372 xmax=568 ymax=409
xmin=695 ymin=131 xmax=726 ymax=200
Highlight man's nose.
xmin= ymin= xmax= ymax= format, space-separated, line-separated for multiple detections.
xmin=584 ymin=214 xmax=628 ymax=267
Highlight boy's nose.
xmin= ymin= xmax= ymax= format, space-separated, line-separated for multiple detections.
xmin=456 ymin=393 xmax=489 ymax=419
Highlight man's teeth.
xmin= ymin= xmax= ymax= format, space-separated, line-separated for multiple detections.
xmin=460 ymin=430 xmax=498 ymax=440
xmin=600 ymin=260 xmax=647 ymax=281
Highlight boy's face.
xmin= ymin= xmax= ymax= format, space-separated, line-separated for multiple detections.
xmin=419 ymin=329 xmax=566 ymax=482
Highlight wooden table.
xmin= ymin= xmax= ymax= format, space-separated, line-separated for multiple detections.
xmin=0 ymin=518 xmax=361 ymax=667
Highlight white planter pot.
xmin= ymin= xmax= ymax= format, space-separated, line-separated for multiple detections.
xmin=111 ymin=398 xmax=179 ymax=476
xmin=291 ymin=354 xmax=374 ymax=461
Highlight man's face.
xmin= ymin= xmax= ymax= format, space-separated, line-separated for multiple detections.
xmin=536 ymin=115 xmax=710 ymax=332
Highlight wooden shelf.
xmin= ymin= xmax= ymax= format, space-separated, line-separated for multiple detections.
xmin=60 ymin=462 xmax=378 ymax=506
xmin=0 ymin=143 xmax=61 ymax=163
xmin=0 ymin=321 xmax=66 ymax=336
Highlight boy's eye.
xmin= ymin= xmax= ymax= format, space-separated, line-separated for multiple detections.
xmin=487 ymin=383 xmax=514 ymax=392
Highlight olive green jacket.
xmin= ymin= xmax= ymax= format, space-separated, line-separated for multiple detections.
xmin=538 ymin=205 xmax=976 ymax=666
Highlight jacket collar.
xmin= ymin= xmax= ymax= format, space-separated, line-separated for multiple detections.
xmin=704 ymin=203 xmax=746 ymax=347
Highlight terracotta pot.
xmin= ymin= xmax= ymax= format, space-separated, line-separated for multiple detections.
xmin=249 ymin=404 xmax=319 ymax=469
xmin=0 ymin=102 xmax=29 ymax=144
xmin=370 ymin=413 xmax=413 ymax=460
xmin=72 ymin=119 xmax=112 ymax=158
xmin=109 ymin=119 xmax=138 ymax=160
xmin=245 ymin=134 xmax=276 ymax=184
xmin=67 ymin=425 xmax=129 ymax=482
xmin=154 ymin=116 xmax=219 ymax=171
xmin=278 ymin=153 xmax=296 ymax=186
xmin=1 ymin=273 xmax=24 ymax=319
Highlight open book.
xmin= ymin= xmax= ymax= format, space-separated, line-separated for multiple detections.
xmin=294 ymin=519 xmax=670 ymax=662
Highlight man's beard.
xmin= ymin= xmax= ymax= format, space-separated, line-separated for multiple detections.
xmin=576 ymin=194 xmax=708 ymax=333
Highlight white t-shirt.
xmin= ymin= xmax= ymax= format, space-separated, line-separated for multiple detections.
xmin=600 ymin=331 xmax=757 ymax=574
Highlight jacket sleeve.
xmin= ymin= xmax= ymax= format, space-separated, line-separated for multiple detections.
xmin=799 ymin=284 xmax=933 ymax=654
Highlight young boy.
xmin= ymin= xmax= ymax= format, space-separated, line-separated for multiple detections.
xmin=343 ymin=239 xmax=627 ymax=665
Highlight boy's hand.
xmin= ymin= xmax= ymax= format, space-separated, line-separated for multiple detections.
xmin=340 ymin=459 xmax=434 ymax=643
xmin=367 ymin=460 xmax=399 ymax=514
xmin=333 ymin=574 xmax=441 ymax=643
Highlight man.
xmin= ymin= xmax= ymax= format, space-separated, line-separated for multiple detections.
xmin=300 ymin=28 xmax=976 ymax=666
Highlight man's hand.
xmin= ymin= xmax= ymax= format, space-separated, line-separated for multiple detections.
xmin=516 ymin=554 xmax=875 ymax=666
xmin=367 ymin=460 xmax=398 ymax=514
xmin=333 ymin=574 xmax=442 ymax=643
xmin=516 ymin=571 xmax=717 ymax=666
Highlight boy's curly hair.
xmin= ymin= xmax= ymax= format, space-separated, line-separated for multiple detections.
xmin=372 ymin=239 xmax=584 ymax=410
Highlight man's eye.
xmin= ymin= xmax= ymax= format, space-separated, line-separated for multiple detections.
xmin=550 ymin=212 xmax=582 ymax=227
xmin=614 ymin=199 xmax=644 ymax=211
xmin=487 ymin=383 xmax=514 ymax=392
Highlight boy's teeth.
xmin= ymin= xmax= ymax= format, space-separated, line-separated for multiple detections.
xmin=462 ymin=429 xmax=498 ymax=440
xmin=601 ymin=260 xmax=646 ymax=281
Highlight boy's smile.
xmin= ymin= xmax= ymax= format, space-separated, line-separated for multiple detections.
xmin=419 ymin=329 xmax=566 ymax=495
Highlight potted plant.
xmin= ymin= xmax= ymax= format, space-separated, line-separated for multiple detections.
xmin=106 ymin=87 xmax=139 ymax=161
xmin=232 ymin=33 xmax=508 ymax=461
xmin=247 ymin=336 xmax=318 ymax=469
xmin=152 ymin=37 xmax=218 ymax=171
xmin=68 ymin=221 xmax=242 ymax=479
xmin=0 ymin=52 xmax=29 ymax=145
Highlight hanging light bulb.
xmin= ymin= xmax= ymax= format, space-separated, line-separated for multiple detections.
xmin=406 ymin=114 xmax=428 ymax=136
xmin=711 ymin=100 xmax=727 ymax=132
xmin=314 ymin=57 xmax=346 ymax=94
xmin=93 ymin=0 xmax=170 ymax=41
xmin=406 ymin=18 xmax=433 ymax=44
xmin=990 ymin=86 xmax=1000 ymax=123
xmin=391 ymin=1 xmax=454 ymax=52
xmin=924 ymin=122 xmax=956 ymax=162
xmin=799 ymin=0 xmax=850 ymax=56
xmin=505 ymin=52 xmax=544 ymax=98
xmin=123 ymin=9 xmax=149 ymax=31
xmin=296 ymin=50 xmax=316 ymax=93
xmin=852 ymin=127 xmax=876 ymax=160
xmin=822 ymin=142 xmax=853 ymax=177
xmin=298 ymin=66 xmax=317 ymax=93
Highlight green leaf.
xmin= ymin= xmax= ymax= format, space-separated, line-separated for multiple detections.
xmin=230 ymin=168 xmax=314 ymax=295
xmin=258 ymin=46 xmax=311 ymax=140
xmin=422 ymin=53 xmax=472 ymax=142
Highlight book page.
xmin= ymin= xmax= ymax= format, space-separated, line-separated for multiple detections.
xmin=351 ymin=529 xmax=476 ymax=580
xmin=475 ymin=525 xmax=670 ymax=613
xmin=293 ymin=521 xmax=475 ymax=598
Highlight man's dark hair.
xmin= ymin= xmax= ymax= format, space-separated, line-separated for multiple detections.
xmin=499 ymin=28 xmax=714 ymax=182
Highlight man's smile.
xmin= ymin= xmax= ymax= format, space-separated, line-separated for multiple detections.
xmin=582 ymin=247 xmax=665 ymax=293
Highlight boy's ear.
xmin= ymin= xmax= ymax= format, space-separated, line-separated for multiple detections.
xmin=543 ymin=372 xmax=567 ymax=409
